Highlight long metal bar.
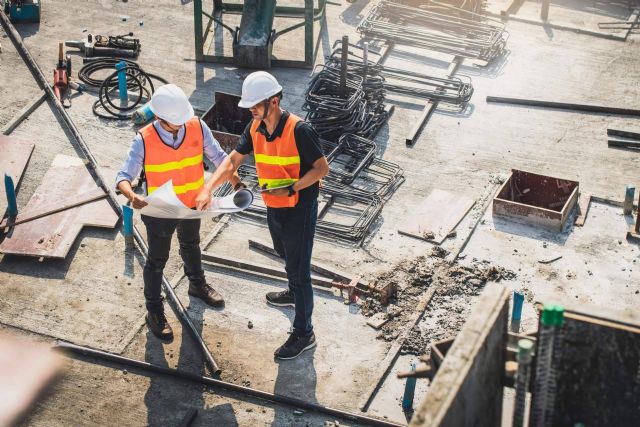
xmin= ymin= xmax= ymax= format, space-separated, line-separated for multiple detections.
xmin=406 ymin=55 xmax=463 ymax=146
xmin=608 ymin=139 xmax=640 ymax=149
xmin=487 ymin=96 xmax=640 ymax=117
xmin=0 ymin=9 xmax=221 ymax=376
xmin=607 ymin=128 xmax=640 ymax=140
xmin=56 ymin=342 xmax=402 ymax=427
xmin=0 ymin=189 xmax=107 ymax=230
xmin=194 ymin=0 xmax=204 ymax=61
xmin=200 ymin=251 xmax=356 ymax=293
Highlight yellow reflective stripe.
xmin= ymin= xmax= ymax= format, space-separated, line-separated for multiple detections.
xmin=254 ymin=153 xmax=300 ymax=166
xmin=148 ymin=177 xmax=205 ymax=195
xmin=257 ymin=178 xmax=299 ymax=189
xmin=145 ymin=153 xmax=203 ymax=173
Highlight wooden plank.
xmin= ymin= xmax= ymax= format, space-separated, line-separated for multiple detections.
xmin=0 ymin=135 xmax=35 ymax=217
xmin=446 ymin=176 xmax=505 ymax=263
xmin=0 ymin=155 xmax=118 ymax=258
xmin=574 ymin=192 xmax=591 ymax=226
xmin=398 ymin=189 xmax=476 ymax=244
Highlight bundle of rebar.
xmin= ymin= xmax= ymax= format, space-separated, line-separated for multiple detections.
xmin=395 ymin=0 xmax=489 ymax=20
xmin=358 ymin=0 xmax=507 ymax=63
xmin=328 ymin=42 xmax=474 ymax=105
xmin=220 ymin=164 xmax=387 ymax=244
xmin=303 ymin=64 xmax=389 ymax=141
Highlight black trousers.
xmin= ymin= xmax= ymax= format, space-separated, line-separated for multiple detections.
xmin=267 ymin=200 xmax=318 ymax=336
xmin=141 ymin=215 xmax=205 ymax=312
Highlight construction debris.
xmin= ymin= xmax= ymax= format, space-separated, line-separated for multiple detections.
xmin=358 ymin=255 xmax=516 ymax=354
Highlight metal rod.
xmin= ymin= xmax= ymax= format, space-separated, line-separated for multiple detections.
xmin=0 ymin=9 xmax=221 ymax=376
xmin=0 ymin=189 xmax=107 ymax=230
xmin=487 ymin=96 xmax=640 ymax=117
xmin=607 ymin=128 xmax=640 ymax=140
xmin=340 ymin=35 xmax=349 ymax=97
xmin=608 ymin=139 xmax=640 ymax=149
xmin=636 ymin=191 xmax=640 ymax=233
xmin=55 ymin=342 xmax=401 ymax=427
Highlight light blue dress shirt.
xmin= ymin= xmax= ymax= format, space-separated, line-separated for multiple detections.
xmin=115 ymin=119 xmax=228 ymax=191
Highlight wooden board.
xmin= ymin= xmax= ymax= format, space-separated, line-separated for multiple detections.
xmin=0 ymin=135 xmax=35 ymax=217
xmin=574 ymin=192 xmax=591 ymax=226
xmin=398 ymin=189 xmax=476 ymax=244
xmin=0 ymin=155 xmax=119 ymax=258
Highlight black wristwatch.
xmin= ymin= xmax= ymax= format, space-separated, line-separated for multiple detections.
xmin=287 ymin=184 xmax=297 ymax=197
xmin=234 ymin=182 xmax=247 ymax=191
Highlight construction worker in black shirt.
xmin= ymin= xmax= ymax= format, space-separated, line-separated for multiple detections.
xmin=196 ymin=71 xmax=329 ymax=360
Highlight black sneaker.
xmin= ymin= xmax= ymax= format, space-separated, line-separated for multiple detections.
xmin=266 ymin=289 xmax=294 ymax=307
xmin=146 ymin=310 xmax=173 ymax=341
xmin=274 ymin=332 xmax=316 ymax=360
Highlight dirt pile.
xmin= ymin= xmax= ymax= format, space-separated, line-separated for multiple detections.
xmin=359 ymin=255 xmax=516 ymax=355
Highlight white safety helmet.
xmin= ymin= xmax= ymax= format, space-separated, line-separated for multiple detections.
xmin=149 ymin=84 xmax=194 ymax=126
xmin=238 ymin=71 xmax=283 ymax=108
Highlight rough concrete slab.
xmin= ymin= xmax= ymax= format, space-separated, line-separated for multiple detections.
xmin=0 ymin=0 xmax=639 ymax=424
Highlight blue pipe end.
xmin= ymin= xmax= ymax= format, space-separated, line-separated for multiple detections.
xmin=115 ymin=61 xmax=128 ymax=103
xmin=4 ymin=173 xmax=18 ymax=217
xmin=512 ymin=291 xmax=524 ymax=322
xmin=402 ymin=363 xmax=417 ymax=410
xmin=122 ymin=205 xmax=133 ymax=236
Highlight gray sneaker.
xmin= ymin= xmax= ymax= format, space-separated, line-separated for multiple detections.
xmin=266 ymin=289 xmax=294 ymax=307
xmin=274 ymin=332 xmax=316 ymax=360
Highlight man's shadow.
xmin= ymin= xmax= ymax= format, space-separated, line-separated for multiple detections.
xmin=144 ymin=292 xmax=239 ymax=426
xmin=272 ymin=340 xmax=318 ymax=426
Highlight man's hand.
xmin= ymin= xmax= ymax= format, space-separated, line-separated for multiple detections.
xmin=195 ymin=188 xmax=212 ymax=211
xmin=130 ymin=194 xmax=148 ymax=209
xmin=262 ymin=188 xmax=290 ymax=197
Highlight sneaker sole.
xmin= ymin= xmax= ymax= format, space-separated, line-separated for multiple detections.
xmin=266 ymin=300 xmax=295 ymax=308
xmin=275 ymin=340 xmax=317 ymax=360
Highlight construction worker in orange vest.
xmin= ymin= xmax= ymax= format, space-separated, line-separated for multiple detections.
xmin=196 ymin=71 xmax=329 ymax=360
xmin=116 ymin=84 xmax=244 ymax=341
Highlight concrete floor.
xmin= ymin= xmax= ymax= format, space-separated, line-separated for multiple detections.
xmin=1 ymin=0 xmax=639 ymax=425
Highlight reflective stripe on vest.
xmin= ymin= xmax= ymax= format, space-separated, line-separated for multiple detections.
xmin=251 ymin=114 xmax=301 ymax=208
xmin=141 ymin=117 xmax=204 ymax=208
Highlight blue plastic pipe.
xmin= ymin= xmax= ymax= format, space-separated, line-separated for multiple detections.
xmin=115 ymin=61 xmax=128 ymax=103
xmin=122 ymin=205 xmax=133 ymax=236
xmin=4 ymin=173 xmax=17 ymax=217
xmin=512 ymin=291 xmax=524 ymax=322
xmin=402 ymin=363 xmax=417 ymax=410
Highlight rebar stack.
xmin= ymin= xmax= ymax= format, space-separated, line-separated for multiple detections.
xmin=397 ymin=0 xmax=489 ymax=19
xmin=303 ymin=64 xmax=389 ymax=142
xmin=358 ymin=0 xmax=507 ymax=63
xmin=220 ymin=165 xmax=389 ymax=244
xmin=328 ymin=43 xmax=474 ymax=105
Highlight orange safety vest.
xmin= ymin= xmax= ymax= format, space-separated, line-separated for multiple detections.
xmin=251 ymin=114 xmax=301 ymax=208
xmin=141 ymin=118 xmax=205 ymax=208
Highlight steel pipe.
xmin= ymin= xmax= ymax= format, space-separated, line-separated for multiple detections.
xmin=55 ymin=342 xmax=401 ymax=427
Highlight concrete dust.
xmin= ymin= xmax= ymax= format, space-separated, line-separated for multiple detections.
xmin=359 ymin=255 xmax=516 ymax=355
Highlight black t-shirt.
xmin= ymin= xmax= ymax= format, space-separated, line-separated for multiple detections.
xmin=236 ymin=111 xmax=324 ymax=204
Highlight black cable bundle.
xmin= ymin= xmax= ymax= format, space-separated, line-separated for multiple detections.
xmin=78 ymin=58 xmax=167 ymax=120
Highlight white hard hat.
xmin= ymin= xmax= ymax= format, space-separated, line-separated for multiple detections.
xmin=149 ymin=84 xmax=194 ymax=126
xmin=238 ymin=71 xmax=283 ymax=108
